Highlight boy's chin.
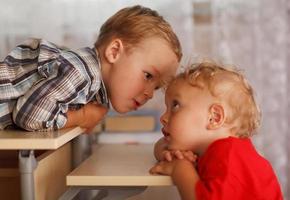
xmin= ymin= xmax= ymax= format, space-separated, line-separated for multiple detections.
xmin=111 ymin=104 xmax=130 ymax=114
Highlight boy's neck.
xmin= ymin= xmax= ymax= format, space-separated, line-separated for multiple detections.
xmin=95 ymin=48 xmax=110 ymax=89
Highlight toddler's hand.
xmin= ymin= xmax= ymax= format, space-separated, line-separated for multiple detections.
xmin=149 ymin=159 xmax=193 ymax=176
xmin=150 ymin=160 xmax=175 ymax=175
xmin=162 ymin=149 xmax=197 ymax=162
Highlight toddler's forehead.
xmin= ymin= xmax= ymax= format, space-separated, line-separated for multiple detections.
xmin=166 ymin=78 xmax=212 ymax=97
xmin=165 ymin=78 xmax=186 ymax=94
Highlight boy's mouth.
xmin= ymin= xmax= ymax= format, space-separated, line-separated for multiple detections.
xmin=133 ymin=100 xmax=141 ymax=110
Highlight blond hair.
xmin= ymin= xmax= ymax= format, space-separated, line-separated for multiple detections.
xmin=94 ymin=5 xmax=182 ymax=61
xmin=176 ymin=62 xmax=261 ymax=138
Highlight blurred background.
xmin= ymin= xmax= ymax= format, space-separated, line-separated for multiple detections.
xmin=0 ymin=0 xmax=289 ymax=199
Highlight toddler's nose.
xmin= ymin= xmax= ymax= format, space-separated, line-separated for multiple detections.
xmin=160 ymin=112 xmax=168 ymax=125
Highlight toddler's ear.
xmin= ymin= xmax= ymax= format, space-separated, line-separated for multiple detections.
xmin=206 ymin=104 xmax=225 ymax=130
xmin=104 ymin=38 xmax=124 ymax=63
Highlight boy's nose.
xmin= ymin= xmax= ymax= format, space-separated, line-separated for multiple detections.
xmin=144 ymin=88 xmax=153 ymax=99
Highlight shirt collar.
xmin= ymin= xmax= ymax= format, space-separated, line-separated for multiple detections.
xmin=91 ymin=48 xmax=110 ymax=108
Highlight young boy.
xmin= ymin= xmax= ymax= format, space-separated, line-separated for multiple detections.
xmin=150 ymin=62 xmax=283 ymax=199
xmin=0 ymin=5 xmax=182 ymax=132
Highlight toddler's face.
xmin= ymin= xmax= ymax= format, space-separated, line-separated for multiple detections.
xmin=107 ymin=37 xmax=179 ymax=113
xmin=160 ymin=79 xmax=212 ymax=154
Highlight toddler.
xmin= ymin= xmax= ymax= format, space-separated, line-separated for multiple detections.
xmin=150 ymin=62 xmax=283 ymax=200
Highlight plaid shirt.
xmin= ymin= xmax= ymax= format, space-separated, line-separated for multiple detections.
xmin=0 ymin=38 xmax=108 ymax=131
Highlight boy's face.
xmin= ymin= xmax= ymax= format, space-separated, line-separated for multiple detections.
xmin=160 ymin=79 xmax=212 ymax=154
xmin=106 ymin=37 xmax=179 ymax=113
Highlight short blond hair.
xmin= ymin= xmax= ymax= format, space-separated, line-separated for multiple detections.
xmin=94 ymin=5 xmax=182 ymax=62
xmin=176 ymin=62 xmax=261 ymax=138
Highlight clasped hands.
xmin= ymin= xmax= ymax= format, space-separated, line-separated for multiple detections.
xmin=150 ymin=149 xmax=197 ymax=176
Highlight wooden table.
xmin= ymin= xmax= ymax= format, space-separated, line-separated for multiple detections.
xmin=0 ymin=127 xmax=83 ymax=150
xmin=0 ymin=127 xmax=84 ymax=200
xmin=65 ymin=144 xmax=173 ymax=199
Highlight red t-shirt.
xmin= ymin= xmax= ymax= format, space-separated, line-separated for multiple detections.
xmin=195 ymin=137 xmax=283 ymax=200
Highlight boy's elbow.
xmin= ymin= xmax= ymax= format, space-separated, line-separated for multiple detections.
xmin=12 ymin=111 xmax=48 ymax=131
xmin=14 ymin=118 xmax=46 ymax=131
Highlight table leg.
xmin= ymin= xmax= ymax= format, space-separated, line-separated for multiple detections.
xmin=72 ymin=134 xmax=95 ymax=199
xmin=72 ymin=134 xmax=93 ymax=168
xmin=19 ymin=150 xmax=38 ymax=200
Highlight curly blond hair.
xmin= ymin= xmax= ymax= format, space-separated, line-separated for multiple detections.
xmin=176 ymin=62 xmax=261 ymax=138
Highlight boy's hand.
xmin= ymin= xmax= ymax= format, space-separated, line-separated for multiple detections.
xmin=80 ymin=102 xmax=108 ymax=133
xmin=65 ymin=101 xmax=108 ymax=133
xmin=162 ymin=149 xmax=197 ymax=162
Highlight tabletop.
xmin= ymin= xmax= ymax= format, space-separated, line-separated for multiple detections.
xmin=67 ymin=143 xmax=173 ymax=186
xmin=0 ymin=127 xmax=84 ymax=150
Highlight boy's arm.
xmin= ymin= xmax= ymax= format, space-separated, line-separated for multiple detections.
xmin=64 ymin=102 xmax=108 ymax=133
xmin=13 ymin=65 xmax=99 ymax=131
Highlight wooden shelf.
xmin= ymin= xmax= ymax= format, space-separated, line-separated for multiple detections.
xmin=67 ymin=144 xmax=173 ymax=186
xmin=0 ymin=127 xmax=83 ymax=150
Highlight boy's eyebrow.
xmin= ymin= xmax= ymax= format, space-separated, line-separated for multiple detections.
xmin=151 ymin=66 xmax=161 ymax=76
xmin=160 ymin=75 xmax=175 ymax=88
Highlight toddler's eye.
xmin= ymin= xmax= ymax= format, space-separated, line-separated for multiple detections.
xmin=144 ymin=72 xmax=153 ymax=80
xmin=171 ymin=100 xmax=180 ymax=111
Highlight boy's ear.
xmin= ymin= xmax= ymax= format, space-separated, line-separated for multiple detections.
xmin=104 ymin=38 xmax=124 ymax=64
xmin=206 ymin=104 xmax=225 ymax=130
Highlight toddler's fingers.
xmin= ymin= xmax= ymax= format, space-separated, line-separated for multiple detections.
xmin=184 ymin=151 xmax=196 ymax=162
xmin=183 ymin=150 xmax=192 ymax=159
xmin=149 ymin=163 xmax=163 ymax=174
xmin=163 ymin=151 xmax=173 ymax=161
xmin=174 ymin=150 xmax=184 ymax=159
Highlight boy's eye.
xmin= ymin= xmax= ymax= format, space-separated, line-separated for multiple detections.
xmin=154 ymin=85 xmax=161 ymax=90
xmin=144 ymin=72 xmax=153 ymax=80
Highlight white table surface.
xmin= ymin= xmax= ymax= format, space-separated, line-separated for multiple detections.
xmin=67 ymin=143 xmax=173 ymax=186
xmin=0 ymin=127 xmax=83 ymax=150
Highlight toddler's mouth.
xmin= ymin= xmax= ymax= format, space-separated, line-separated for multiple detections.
xmin=162 ymin=128 xmax=170 ymax=141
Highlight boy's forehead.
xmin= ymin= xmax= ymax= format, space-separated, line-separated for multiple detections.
xmin=154 ymin=65 xmax=178 ymax=88
xmin=160 ymin=74 xmax=175 ymax=87
xmin=166 ymin=79 xmax=182 ymax=95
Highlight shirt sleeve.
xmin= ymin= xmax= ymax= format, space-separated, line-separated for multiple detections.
xmin=195 ymin=139 xmax=256 ymax=200
xmin=12 ymin=61 xmax=89 ymax=131
xmin=195 ymin=176 xmax=242 ymax=200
